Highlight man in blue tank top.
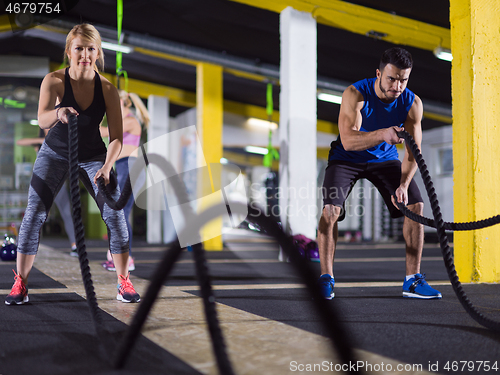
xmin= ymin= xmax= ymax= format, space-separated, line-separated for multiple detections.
xmin=318 ymin=47 xmax=442 ymax=300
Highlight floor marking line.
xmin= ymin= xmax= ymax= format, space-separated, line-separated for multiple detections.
xmin=132 ymin=256 xmax=443 ymax=265
xmin=28 ymin=243 xmax=440 ymax=375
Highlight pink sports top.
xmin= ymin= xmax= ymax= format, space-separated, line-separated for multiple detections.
xmin=122 ymin=113 xmax=141 ymax=146
xmin=123 ymin=131 xmax=140 ymax=146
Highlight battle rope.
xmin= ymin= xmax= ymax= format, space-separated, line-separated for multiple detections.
xmin=395 ymin=130 xmax=500 ymax=332
xmin=67 ymin=114 xmax=116 ymax=357
xmin=97 ymin=154 xmax=362 ymax=374
xmin=97 ymin=155 xmax=235 ymax=374
xmin=124 ymin=202 xmax=363 ymax=374
xmin=395 ymin=200 xmax=500 ymax=231
xmin=245 ymin=204 xmax=360 ymax=373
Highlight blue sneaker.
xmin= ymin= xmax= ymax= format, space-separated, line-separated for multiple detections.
xmin=318 ymin=274 xmax=335 ymax=299
xmin=403 ymin=273 xmax=442 ymax=299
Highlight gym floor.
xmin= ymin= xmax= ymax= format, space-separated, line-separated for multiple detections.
xmin=1 ymin=229 xmax=499 ymax=375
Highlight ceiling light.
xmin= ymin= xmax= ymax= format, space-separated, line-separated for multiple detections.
xmin=245 ymin=146 xmax=268 ymax=155
xmin=317 ymin=92 xmax=342 ymax=105
xmin=246 ymin=118 xmax=277 ymax=130
xmin=101 ymin=41 xmax=134 ymax=54
xmin=220 ymin=157 xmax=229 ymax=164
xmin=434 ymin=47 xmax=453 ymax=62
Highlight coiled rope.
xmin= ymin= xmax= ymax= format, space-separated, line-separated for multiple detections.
xmin=96 ymin=154 xmax=236 ymax=374
xmin=395 ymin=130 xmax=500 ymax=332
xmin=97 ymin=154 xmax=362 ymax=374
xmin=395 ymin=202 xmax=500 ymax=231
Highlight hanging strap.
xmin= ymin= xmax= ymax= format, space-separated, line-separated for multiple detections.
xmin=266 ymin=81 xmax=273 ymax=118
xmin=263 ymin=82 xmax=279 ymax=167
xmin=116 ymin=0 xmax=128 ymax=91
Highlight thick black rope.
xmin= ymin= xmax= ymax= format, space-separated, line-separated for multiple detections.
xmin=191 ymin=242 xmax=235 ymax=375
xmin=395 ymin=199 xmax=500 ymax=231
xmin=111 ymin=240 xmax=185 ymax=368
xmin=245 ymin=205 xmax=361 ymax=374
xmin=99 ymin=156 xmax=361 ymax=374
xmin=396 ymin=130 xmax=500 ymax=332
xmin=67 ymin=114 xmax=115 ymax=356
xmin=97 ymin=155 xmax=235 ymax=374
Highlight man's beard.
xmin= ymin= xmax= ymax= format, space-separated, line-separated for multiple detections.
xmin=379 ymin=80 xmax=397 ymax=102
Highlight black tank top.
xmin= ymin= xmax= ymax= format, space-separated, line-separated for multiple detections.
xmin=45 ymin=68 xmax=107 ymax=162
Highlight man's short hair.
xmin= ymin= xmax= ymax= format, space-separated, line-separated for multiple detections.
xmin=379 ymin=47 xmax=413 ymax=71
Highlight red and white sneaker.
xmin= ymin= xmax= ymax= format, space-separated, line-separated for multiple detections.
xmin=5 ymin=270 xmax=29 ymax=305
xmin=117 ymin=273 xmax=140 ymax=303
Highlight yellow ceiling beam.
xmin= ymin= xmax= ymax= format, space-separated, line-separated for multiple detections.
xmin=107 ymin=73 xmax=198 ymax=108
xmin=134 ymin=46 xmax=272 ymax=83
xmin=106 ymin=70 xmax=338 ymax=134
xmin=423 ymin=111 xmax=452 ymax=124
xmin=229 ymin=0 xmax=450 ymax=51
xmin=49 ymin=62 xmax=337 ymax=134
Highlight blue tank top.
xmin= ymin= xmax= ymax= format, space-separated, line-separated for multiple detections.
xmin=45 ymin=68 xmax=107 ymax=162
xmin=328 ymin=77 xmax=415 ymax=163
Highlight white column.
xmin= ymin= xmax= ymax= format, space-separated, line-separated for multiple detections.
xmin=279 ymin=7 xmax=317 ymax=239
xmin=146 ymin=95 xmax=170 ymax=243
xmin=362 ymin=182 xmax=373 ymax=241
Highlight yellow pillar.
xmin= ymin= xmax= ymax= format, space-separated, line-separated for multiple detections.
xmin=197 ymin=62 xmax=224 ymax=250
xmin=451 ymin=0 xmax=500 ymax=282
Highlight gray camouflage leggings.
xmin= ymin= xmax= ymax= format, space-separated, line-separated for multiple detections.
xmin=18 ymin=143 xmax=129 ymax=255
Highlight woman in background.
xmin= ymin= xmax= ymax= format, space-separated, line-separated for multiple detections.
xmin=100 ymin=89 xmax=149 ymax=272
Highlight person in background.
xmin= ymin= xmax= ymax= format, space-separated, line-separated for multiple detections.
xmin=100 ymin=89 xmax=149 ymax=272
xmin=5 ymin=23 xmax=140 ymax=305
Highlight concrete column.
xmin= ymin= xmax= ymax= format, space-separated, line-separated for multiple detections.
xmin=147 ymin=95 xmax=169 ymax=243
xmin=279 ymin=7 xmax=317 ymax=239
xmin=451 ymin=0 xmax=500 ymax=282
xmin=197 ymin=62 xmax=224 ymax=250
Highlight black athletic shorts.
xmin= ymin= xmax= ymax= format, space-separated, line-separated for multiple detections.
xmin=321 ymin=159 xmax=423 ymax=222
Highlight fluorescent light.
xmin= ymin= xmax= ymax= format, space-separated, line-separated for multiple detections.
xmin=30 ymin=119 xmax=38 ymax=126
xmin=434 ymin=47 xmax=453 ymax=62
xmin=101 ymin=41 xmax=133 ymax=54
xmin=220 ymin=157 xmax=229 ymax=164
xmin=318 ymin=92 xmax=342 ymax=104
xmin=245 ymin=146 xmax=268 ymax=155
xmin=246 ymin=117 xmax=277 ymax=130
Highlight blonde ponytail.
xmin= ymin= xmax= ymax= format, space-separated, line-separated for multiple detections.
xmin=128 ymin=92 xmax=150 ymax=129
xmin=118 ymin=90 xmax=150 ymax=129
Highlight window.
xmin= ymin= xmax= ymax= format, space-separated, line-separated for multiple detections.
xmin=437 ymin=148 xmax=453 ymax=175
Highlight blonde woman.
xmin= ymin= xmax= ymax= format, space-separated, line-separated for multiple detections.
xmin=5 ymin=23 xmax=140 ymax=305
xmin=100 ymin=90 xmax=149 ymax=272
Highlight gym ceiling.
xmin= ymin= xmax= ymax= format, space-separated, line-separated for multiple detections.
xmin=0 ymin=0 xmax=452 ymax=131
